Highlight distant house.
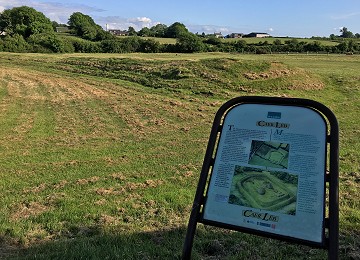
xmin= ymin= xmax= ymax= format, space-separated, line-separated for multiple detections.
xmin=56 ymin=27 xmax=70 ymax=33
xmin=108 ymin=29 xmax=128 ymax=36
xmin=245 ymin=32 xmax=270 ymax=38
xmin=228 ymin=33 xmax=244 ymax=38
xmin=214 ymin=32 xmax=224 ymax=38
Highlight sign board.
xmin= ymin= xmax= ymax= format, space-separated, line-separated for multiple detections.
xmin=182 ymin=96 xmax=339 ymax=260
xmin=203 ymin=104 xmax=326 ymax=243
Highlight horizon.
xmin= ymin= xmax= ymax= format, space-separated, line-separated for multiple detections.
xmin=1 ymin=0 xmax=360 ymax=38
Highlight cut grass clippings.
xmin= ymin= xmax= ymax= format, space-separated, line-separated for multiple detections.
xmin=0 ymin=52 xmax=359 ymax=259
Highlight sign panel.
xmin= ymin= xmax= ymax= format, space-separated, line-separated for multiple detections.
xmin=203 ymin=104 xmax=327 ymax=243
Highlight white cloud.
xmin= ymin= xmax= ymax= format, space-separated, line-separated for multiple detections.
xmin=96 ymin=16 xmax=160 ymax=31
xmin=186 ymin=22 xmax=256 ymax=35
xmin=218 ymin=27 xmax=230 ymax=33
xmin=130 ymin=17 xmax=151 ymax=24
xmin=187 ymin=24 xmax=232 ymax=34
xmin=0 ymin=0 xmax=254 ymax=35
xmin=331 ymin=12 xmax=360 ymax=20
xmin=268 ymin=28 xmax=274 ymax=32
xmin=0 ymin=0 xmax=104 ymax=23
xmin=0 ymin=0 xmax=161 ymax=30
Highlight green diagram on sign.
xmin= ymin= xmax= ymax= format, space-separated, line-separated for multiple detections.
xmin=249 ymin=141 xmax=289 ymax=169
xmin=228 ymin=166 xmax=298 ymax=215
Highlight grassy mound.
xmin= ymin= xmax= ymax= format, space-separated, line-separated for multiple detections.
xmin=55 ymin=57 xmax=324 ymax=96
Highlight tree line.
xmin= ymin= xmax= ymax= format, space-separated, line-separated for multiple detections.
xmin=1 ymin=6 xmax=359 ymax=54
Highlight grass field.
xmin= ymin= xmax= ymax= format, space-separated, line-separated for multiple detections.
xmin=0 ymin=52 xmax=359 ymax=259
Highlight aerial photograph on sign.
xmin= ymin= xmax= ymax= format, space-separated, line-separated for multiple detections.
xmin=248 ymin=141 xmax=289 ymax=169
xmin=228 ymin=166 xmax=298 ymax=215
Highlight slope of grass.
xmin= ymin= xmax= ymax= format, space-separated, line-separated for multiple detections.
xmin=0 ymin=52 xmax=359 ymax=259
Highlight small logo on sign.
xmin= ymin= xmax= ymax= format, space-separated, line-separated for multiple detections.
xmin=267 ymin=112 xmax=281 ymax=119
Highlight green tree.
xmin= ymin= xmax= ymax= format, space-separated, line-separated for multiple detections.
xmin=233 ymin=40 xmax=247 ymax=50
xmin=304 ymin=41 xmax=323 ymax=52
xmin=285 ymin=38 xmax=301 ymax=52
xmin=340 ymin=27 xmax=354 ymax=38
xmin=138 ymin=27 xmax=152 ymax=37
xmin=100 ymin=37 xmax=141 ymax=53
xmin=176 ymin=32 xmax=205 ymax=53
xmin=150 ymin=24 xmax=168 ymax=37
xmin=273 ymin=39 xmax=282 ymax=45
xmin=204 ymin=36 xmax=222 ymax=46
xmin=0 ymin=6 xmax=53 ymax=38
xmin=27 ymin=33 xmax=73 ymax=53
xmin=70 ymin=38 xmax=101 ymax=53
xmin=347 ymin=39 xmax=358 ymax=52
xmin=127 ymin=26 xmax=137 ymax=36
xmin=139 ymin=39 xmax=161 ymax=53
xmin=68 ymin=12 xmax=111 ymax=41
xmin=165 ymin=22 xmax=188 ymax=38
xmin=121 ymin=37 xmax=141 ymax=52
xmin=336 ymin=41 xmax=348 ymax=53
xmin=96 ymin=29 xmax=115 ymax=41
xmin=100 ymin=39 xmax=124 ymax=53
xmin=0 ymin=34 xmax=29 ymax=52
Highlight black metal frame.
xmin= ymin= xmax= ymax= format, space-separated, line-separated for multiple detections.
xmin=182 ymin=96 xmax=339 ymax=260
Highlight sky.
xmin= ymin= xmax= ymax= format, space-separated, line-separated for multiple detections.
xmin=1 ymin=0 xmax=360 ymax=38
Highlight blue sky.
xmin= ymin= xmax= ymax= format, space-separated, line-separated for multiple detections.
xmin=1 ymin=0 xmax=360 ymax=37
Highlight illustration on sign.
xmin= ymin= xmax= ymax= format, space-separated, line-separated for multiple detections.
xmin=248 ymin=141 xmax=289 ymax=169
xmin=228 ymin=166 xmax=298 ymax=216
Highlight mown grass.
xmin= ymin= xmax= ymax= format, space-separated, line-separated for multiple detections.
xmin=0 ymin=52 xmax=359 ymax=259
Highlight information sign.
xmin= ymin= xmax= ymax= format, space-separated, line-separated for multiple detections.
xmin=203 ymin=104 xmax=326 ymax=242
xmin=182 ymin=96 xmax=339 ymax=260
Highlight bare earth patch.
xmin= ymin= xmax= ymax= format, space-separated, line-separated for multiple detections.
xmin=10 ymin=202 xmax=50 ymax=221
xmin=76 ymin=176 xmax=100 ymax=185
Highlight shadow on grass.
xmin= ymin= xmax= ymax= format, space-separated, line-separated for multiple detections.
xmin=5 ymin=227 xmax=186 ymax=260
xmin=3 ymin=224 xmax=337 ymax=260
